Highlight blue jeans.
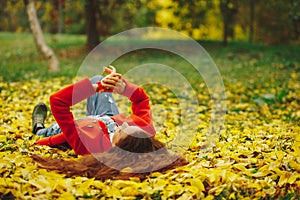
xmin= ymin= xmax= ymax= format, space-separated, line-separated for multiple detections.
xmin=37 ymin=75 xmax=119 ymax=137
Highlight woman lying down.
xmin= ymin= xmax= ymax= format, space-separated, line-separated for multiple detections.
xmin=31 ymin=66 xmax=187 ymax=180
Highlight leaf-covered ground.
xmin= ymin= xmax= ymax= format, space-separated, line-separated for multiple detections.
xmin=0 ymin=66 xmax=299 ymax=199
xmin=0 ymin=33 xmax=300 ymax=199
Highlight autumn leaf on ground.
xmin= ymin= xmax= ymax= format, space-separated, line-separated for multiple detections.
xmin=0 ymin=68 xmax=299 ymax=199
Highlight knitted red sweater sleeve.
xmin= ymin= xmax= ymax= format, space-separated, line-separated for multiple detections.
xmin=112 ymin=79 xmax=156 ymax=135
xmin=49 ymin=78 xmax=96 ymax=155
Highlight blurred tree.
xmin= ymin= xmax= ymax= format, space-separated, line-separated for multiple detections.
xmin=0 ymin=1 xmax=28 ymax=32
xmin=24 ymin=0 xmax=60 ymax=72
xmin=129 ymin=0 xmax=156 ymax=28
xmin=1 ymin=0 xmax=299 ymax=45
xmin=176 ymin=0 xmax=214 ymax=35
xmin=41 ymin=1 xmax=59 ymax=33
xmin=237 ymin=0 xmax=255 ymax=43
xmin=46 ymin=0 xmax=65 ymax=33
xmin=102 ymin=0 xmax=155 ymax=36
xmin=64 ymin=1 xmax=85 ymax=34
xmin=220 ymin=0 xmax=238 ymax=46
xmin=97 ymin=0 xmax=119 ymax=37
xmin=84 ymin=0 xmax=154 ymax=49
xmin=56 ymin=0 xmax=65 ymax=33
xmin=249 ymin=0 xmax=254 ymax=43
xmin=289 ymin=0 xmax=300 ymax=40
xmin=85 ymin=0 xmax=100 ymax=50
xmin=150 ymin=0 xmax=215 ymax=39
xmin=254 ymin=0 xmax=293 ymax=44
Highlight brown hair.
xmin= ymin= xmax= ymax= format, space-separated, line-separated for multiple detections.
xmin=115 ymin=130 xmax=165 ymax=153
xmin=31 ymin=131 xmax=187 ymax=180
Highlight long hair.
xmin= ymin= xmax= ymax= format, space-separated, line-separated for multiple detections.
xmin=31 ymin=131 xmax=187 ymax=180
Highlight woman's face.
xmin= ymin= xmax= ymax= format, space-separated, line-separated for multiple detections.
xmin=112 ymin=122 xmax=145 ymax=145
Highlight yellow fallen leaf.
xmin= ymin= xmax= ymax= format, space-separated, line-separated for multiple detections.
xmin=120 ymin=167 xmax=132 ymax=173
xmin=278 ymin=172 xmax=290 ymax=187
xmin=112 ymin=180 xmax=138 ymax=189
xmin=275 ymin=150 xmax=285 ymax=160
xmin=287 ymin=173 xmax=300 ymax=184
xmin=250 ymin=164 xmax=272 ymax=177
xmin=232 ymin=163 xmax=251 ymax=176
xmin=105 ymin=186 xmax=122 ymax=197
xmin=203 ymin=195 xmax=215 ymax=200
xmin=92 ymin=180 xmax=105 ymax=189
xmin=120 ymin=186 xmax=141 ymax=196
xmin=153 ymin=179 xmax=168 ymax=190
xmin=289 ymin=160 xmax=300 ymax=171
xmin=187 ymin=178 xmax=205 ymax=192
xmin=165 ymin=183 xmax=184 ymax=197
xmin=208 ymin=184 xmax=227 ymax=195
xmin=57 ymin=192 xmax=75 ymax=200
xmin=79 ymin=178 xmax=94 ymax=189
xmin=229 ymin=192 xmax=236 ymax=199
xmin=129 ymin=177 xmax=140 ymax=183
xmin=292 ymin=141 xmax=300 ymax=157
xmin=185 ymin=185 xmax=200 ymax=198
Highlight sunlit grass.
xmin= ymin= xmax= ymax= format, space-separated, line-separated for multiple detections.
xmin=1 ymin=32 xmax=299 ymax=83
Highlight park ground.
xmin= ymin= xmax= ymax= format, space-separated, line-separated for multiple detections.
xmin=0 ymin=32 xmax=299 ymax=199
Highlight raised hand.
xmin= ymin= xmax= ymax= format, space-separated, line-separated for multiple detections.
xmin=96 ymin=65 xmax=124 ymax=93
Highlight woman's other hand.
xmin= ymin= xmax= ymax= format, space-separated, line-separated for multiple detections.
xmin=94 ymin=65 xmax=125 ymax=93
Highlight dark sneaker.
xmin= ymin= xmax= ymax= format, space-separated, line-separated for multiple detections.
xmin=32 ymin=103 xmax=47 ymax=134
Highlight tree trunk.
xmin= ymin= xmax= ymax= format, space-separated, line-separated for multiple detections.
xmin=24 ymin=0 xmax=60 ymax=72
xmin=220 ymin=0 xmax=229 ymax=46
xmin=249 ymin=0 xmax=255 ymax=43
xmin=290 ymin=0 xmax=299 ymax=40
xmin=220 ymin=0 xmax=238 ymax=46
xmin=85 ymin=0 xmax=100 ymax=50
xmin=223 ymin=21 xmax=228 ymax=46
xmin=57 ymin=0 xmax=64 ymax=34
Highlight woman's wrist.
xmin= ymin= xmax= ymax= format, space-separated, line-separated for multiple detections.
xmin=92 ymin=79 xmax=126 ymax=93
xmin=116 ymin=80 xmax=126 ymax=94
xmin=92 ymin=84 xmax=100 ymax=92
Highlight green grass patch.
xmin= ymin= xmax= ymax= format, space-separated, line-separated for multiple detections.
xmin=0 ymin=32 xmax=299 ymax=87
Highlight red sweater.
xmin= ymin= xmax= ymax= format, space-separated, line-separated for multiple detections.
xmin=36 ymin=78 xmax=155 ymax=155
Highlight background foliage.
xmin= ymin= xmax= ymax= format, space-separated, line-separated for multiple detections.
xmin=0 ymin=0 xmax=299 ymax=44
